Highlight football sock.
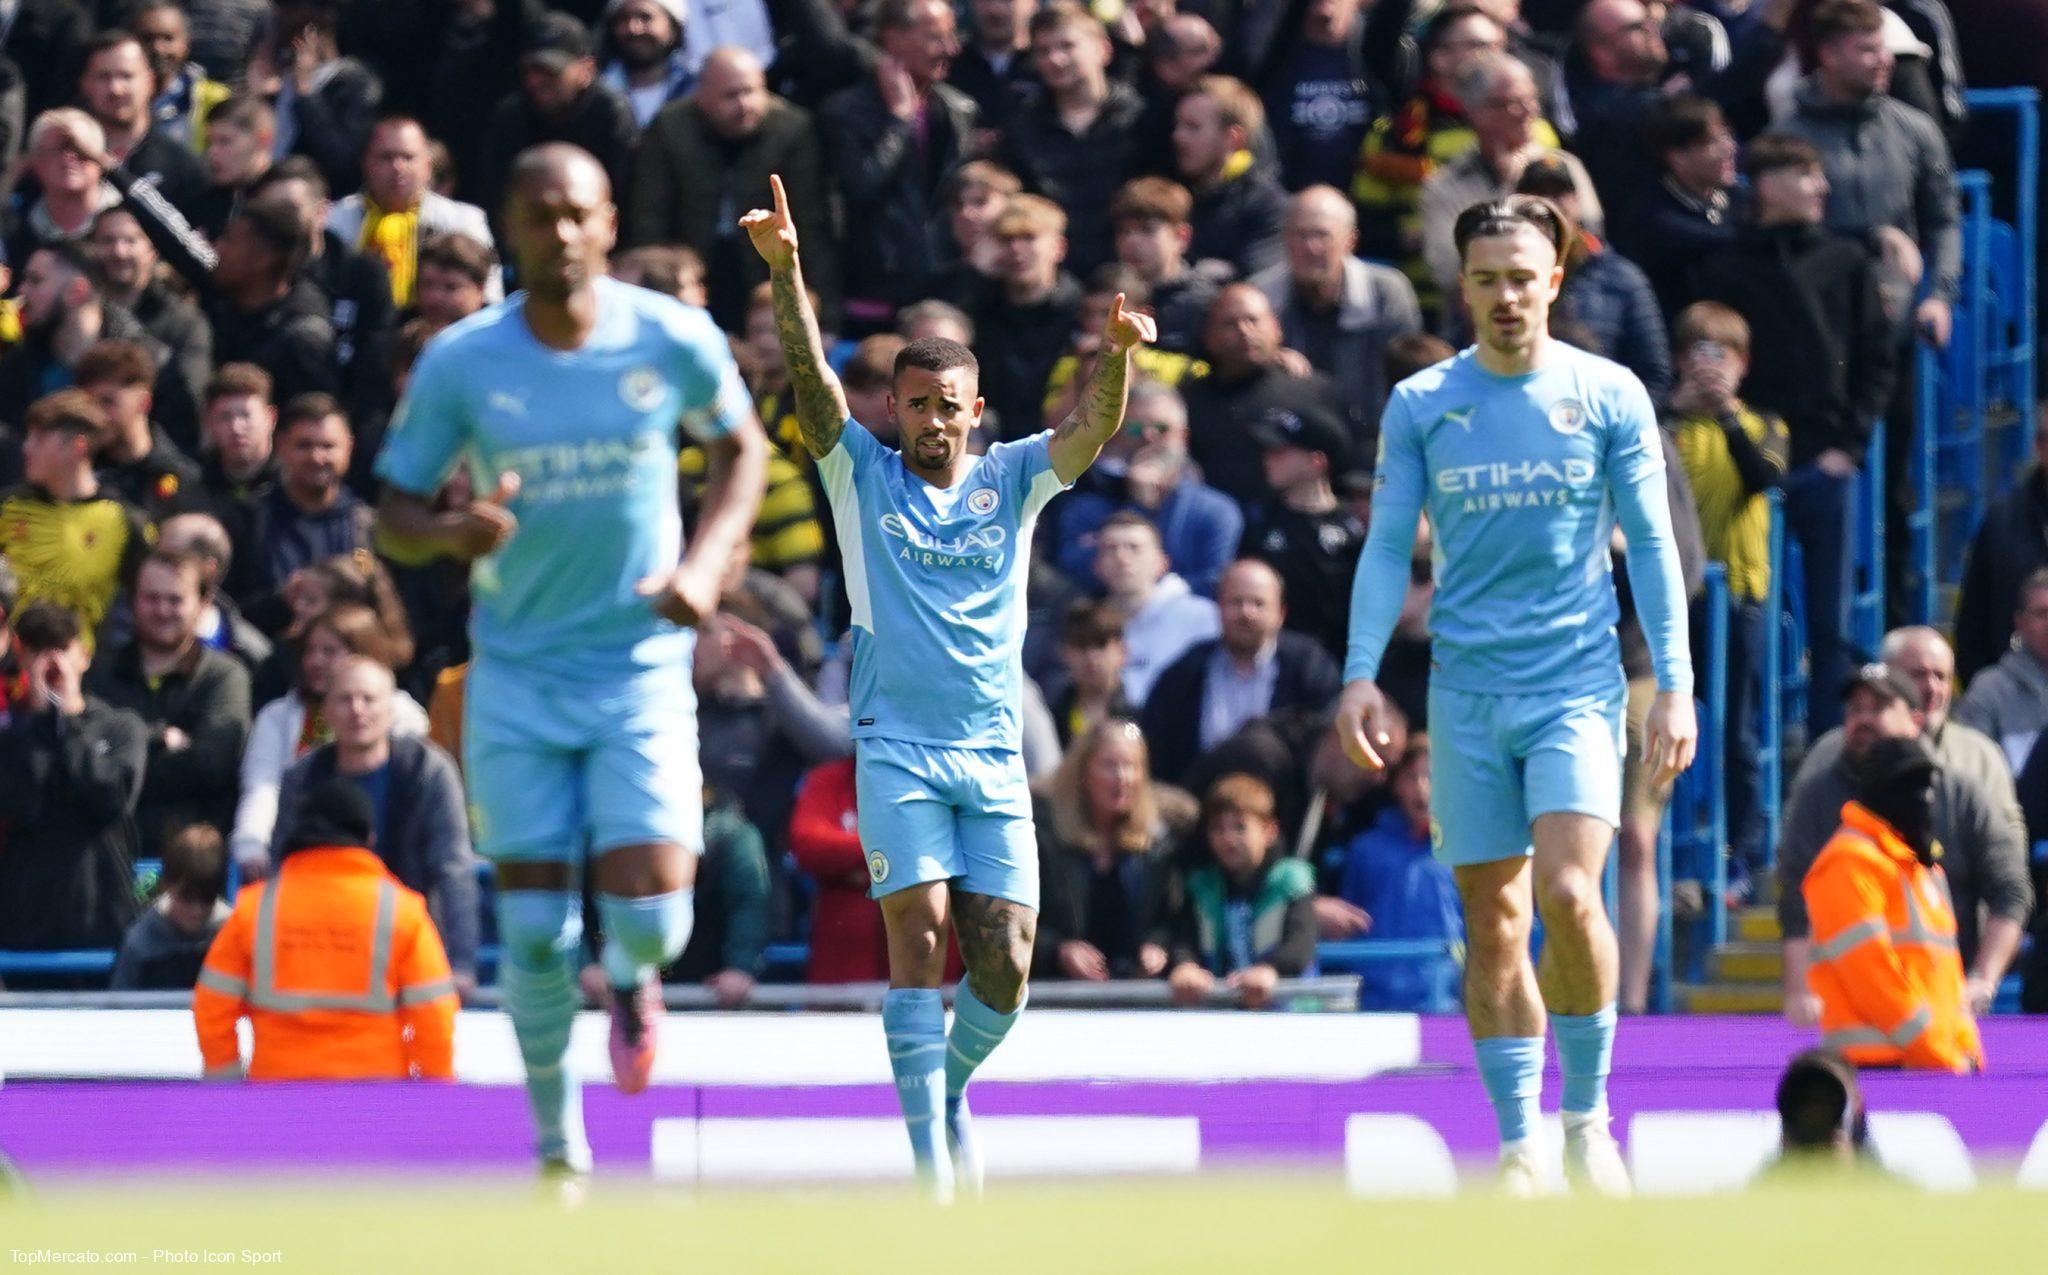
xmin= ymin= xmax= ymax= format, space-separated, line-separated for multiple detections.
xmin=497 ymin=890 xmax=589 ymax=1169
xmin=597 ymin=890 xmax=694 ymax=990
xmin=882 ymin=988 xmax=953 ymax=1199
xmin=1552 ymin=1005 xmax=1618 ymax=1116
xmin=1474 ymin=1035 xmax=1545 ymax=1145
xmin=945 ymin=982 xmax=1023 ymax=1103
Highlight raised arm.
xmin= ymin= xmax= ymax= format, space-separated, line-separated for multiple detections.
xmin=741 ymin=173 xmax=848 ymax=459
xmin=1047 ymin=294 xmax=1158 ymax=485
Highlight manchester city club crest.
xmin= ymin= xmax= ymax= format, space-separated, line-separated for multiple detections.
xmin=1548 ymin=398 xmax=1587 ymax=436
xmin=867 ymin=850 xmax=890 ymax=884
xmin=619 ymin=365 xmax=665 ymax=412
xmin=966 ymin=487 xmax=1000 ymax=516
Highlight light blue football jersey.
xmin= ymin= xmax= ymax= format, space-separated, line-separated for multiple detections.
xmin=375 ymin=277 xmax=750 ymax=678
xmin=817 ymin=422 xmax=1069 ymax=753
xmin=1345 ymin=343 xmax=1692 ymax=696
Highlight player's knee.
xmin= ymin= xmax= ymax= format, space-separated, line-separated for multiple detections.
xmin=967 ymin=948 xmax=1029 ymax=1014
xmin=496 ymin=890 xmax=583 ymax=968
xmin=1537 ymin=867 xmax=1602 ymax=925
xmin=1465 ymin=908 xmax=1529 ymax=965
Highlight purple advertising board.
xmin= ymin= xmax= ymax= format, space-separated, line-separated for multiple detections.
xmin=4 ymin=1016 xmax=2045 ymax=1187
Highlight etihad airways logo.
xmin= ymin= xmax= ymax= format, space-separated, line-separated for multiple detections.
xmin=1436 ymin=457 xmax=1597 ymax=512
xmin=878 ymin=512 xmax=1005 ymax=570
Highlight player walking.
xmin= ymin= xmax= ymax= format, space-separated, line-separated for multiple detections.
xmin=1335 ymin=196 xmax=1697 ymax=1196
xmin=744 ymin=175 xmax=1155 ymax=1201
xmin=375 ymin=144 xmax=768 ymax=1183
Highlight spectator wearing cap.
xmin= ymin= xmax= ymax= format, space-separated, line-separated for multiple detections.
xmin=1954 ymin=569 xmax=2048 ymax=772
xmin=78 ymin=339 xmax=201 ymax=527
xmin=194 ymin=776 xmax=459 ymax=1080
xmin=625 ymin=47 xmax=838 ymax=332
xmin=1516 ymin=155 xmax=1670 ymax=400
xmin=1619 ymin=94 xmax=1739 ymax=321
xmin=1802 ymin=734 xmax=1983 ymax=1072
xmin=0 ymin=390 xmax=149 ymax=640
xmin=1418 ymin=52 xmax=1596 ymax=315
xmin=0 ymin=599 xmax=148 ymax=954
xmin=1094 ymin=509 xmax=1220 ymax=707
xmin=1051 ymin=379 xmax=1240 ymax=600
xmin=246 ymin=1 xmax=384 ymax=196
xmin=598 ymin=0 xmax=696 ymax=132
xmin=822 ymin=0 xmax=981 ymax=329
xmin=1242 ymin=402 xmax=1365 ymax=662
xmin=1180 ymin=282 xmax=1354 ymax=509
xmin=85 ymin=546 xmax=253 ymax=859
xmin=1141 ymin=558 xmax=1340 ymax=784
xmin=327 ymin=117 xmax=496 ymax=312
xmin=1777 ymin=662 xmax=2032 ymax=1027
xmin=477 ymin=11 xmax=637 ymax=221
xmin=1171 ymin=75 xmax=1287 ymax=279
xmin=1000 ymin=1 xmax=1148 ymax=277
xmin=269 ymin=657 xmax=476 ymax=981
xmin=1251 ymin=185 xmax=1421 ymax=433
xmin=1108 ymin=177 xmax=1218 ymax=356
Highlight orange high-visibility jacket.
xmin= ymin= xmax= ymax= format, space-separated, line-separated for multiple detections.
xmin=1803 ymin=802 xmax=1984 ymax=1073
xmin=193 ymin=846 xmax=459 ymax=1080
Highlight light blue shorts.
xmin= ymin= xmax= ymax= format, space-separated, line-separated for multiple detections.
xmin=1427 ymin=681 xmax=1627 ymax=868
xmin=463 ymin=655 xmax=704 ymax=863
xmin=853 ymin=736 xmax=1039 ymax=909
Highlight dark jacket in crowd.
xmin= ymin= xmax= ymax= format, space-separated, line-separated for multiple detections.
xmin=1686 ymin=222 xmax=1896 ymax=468
xmin=242 ymin=484 xmax=376 ymax=605
xmin=999 ymin=81 xmax=1149 ymax=277
xmin=85 ymin=641 xmax=252 ymax=857
xmin=271 ymin=735 xmax=478 ymax=974
xmin=948 ymin=41 xmax=1040 ymax=132
xmin=97 ymin=424 xmax=203 ymax=525
xmin=970 ymin=273 xmax=1083 ymax=441
xmin=1556 ymin=240 xmax=1673 ymax=400
xmin=0 ymin=308 xmax=178 ymax=440
xmin=624 ymin=94 xmax=840 ymax=329
xmin=478 ymin=85 xmax=639 ymax=231
xmin=665 ymin=798 xmax=771 ymax=982
xmin=1954 ymin=465 xmax=2048 ymax=688
xmin=0 ymin=699 xmax=148 ymax=950
xmin=1181 ymin=364 xmax=1355 ymax=508
xmin=1186 ymin=165 xmax=1289 ymax=279
xmin=820 ymin=78 xmax=978 ymax=317
xmin=1622 ymin=180 xmax=1739 ymax=321
xmin=1 ymin=0 xmax=90 ymax=118
xmin=110 ymin=896 xmax=228 ymax=990
xmin=279 ymin=58 xmax=384 ymax=195
xmin=124 ymin=277 xmax=216 ymax=452
xmin=1242 ymin=501 xmax=1368 ymax=660
xmin=1032 ymin=798 xmax=1189 ymax=980
xmin=1250 ymin=256 xmax=1423 ymax=425
xmin=116 ymin=127 xmax=208 ymax=220
xmin=1140 ymin=632 xmax=1343 ymax=784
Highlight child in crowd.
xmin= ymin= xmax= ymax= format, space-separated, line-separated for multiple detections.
xmin=111 ymin=824 xmax=230 ymax=991
xmin=1167 ymin=772 xmax=1317 ymax=1008
xmin=1334 ymin=734 xmax=1464 ymax=1012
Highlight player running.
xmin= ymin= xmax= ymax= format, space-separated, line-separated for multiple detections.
xmin=744 ymin=175 xmax=1154 ymax=1201
xmin=374 ymin=144 xmax=768 ymax=1185
xmin=1335 ymin=196 xmax=1697 ymax=1196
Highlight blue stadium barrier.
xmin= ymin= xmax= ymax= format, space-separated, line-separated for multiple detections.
xmin=1906 ymin=344 xmax=1940 ymax=625
xmin=1671 ymin=566 xmax=1730 ymax=984
xmin=1851 ymin=417 xmax=1887 ymax=658
xmin=1314 ymin=939 xmax=1464 ymax=1013
xmin=1760 ymin=492 xmax=1787 ymax=867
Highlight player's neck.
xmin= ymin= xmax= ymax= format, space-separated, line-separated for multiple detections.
xmin=903 ymin=452 xmax=972 ymax=489
xmin=1474 ymin=333 xmax=1553 ymax=378
xmin=524 ymin=285 xmax=603 ymax=351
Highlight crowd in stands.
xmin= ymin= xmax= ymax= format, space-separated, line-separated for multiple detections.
xmin=0 ymin=0 xmax=2042 ymax=1024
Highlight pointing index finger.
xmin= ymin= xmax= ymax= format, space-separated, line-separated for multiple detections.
xmin=770 ymin=173 xmax=789 ymax=219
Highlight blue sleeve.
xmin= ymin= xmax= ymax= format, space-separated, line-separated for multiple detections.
xmin=997 ymin=430 xmax=1071 ymax=516
xmin=1344 ymin=393 xmax=1424 ymax=683
xmin=374 ymin=338 xmax=472 ymax=497
xmin=1605 ymin=374 xmax=1694 ymax=694
xmin=671 ymin=307 xmax=753 ymax=443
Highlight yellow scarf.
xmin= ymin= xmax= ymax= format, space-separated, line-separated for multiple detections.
xmin=358 ymin=197 xmax=422 ymax=307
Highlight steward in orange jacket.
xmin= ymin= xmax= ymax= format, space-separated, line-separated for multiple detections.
xmin=1803 ymin=736 xmax=1984 ymax=1073
xmin=193 ymin=779 xmax=459 ymax=1080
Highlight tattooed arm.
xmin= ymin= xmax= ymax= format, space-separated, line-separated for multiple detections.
xmin=741 ymin=174 xmax=848 ymax=459
xmin=1047 ymin=293 xmax=1158 ymax=485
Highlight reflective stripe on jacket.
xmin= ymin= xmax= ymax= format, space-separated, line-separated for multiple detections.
xmin=192 ymin=846 xmax=458 ymax=1080
xmin=1802 ymin=802 xmax=1983 ymax=1073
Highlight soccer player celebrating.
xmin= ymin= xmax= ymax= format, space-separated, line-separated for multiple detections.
xmin=374 ymin=144 xmax=769 ymax=1185
xmin=744 ymin=175 xmax=1155 ymax=1201
xmin=1335 ymin=196 xmax=1696 ymax=1196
